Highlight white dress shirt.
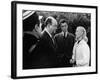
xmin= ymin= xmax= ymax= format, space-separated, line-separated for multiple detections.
xmin=72 ymin=39 xmax=90 ymax=66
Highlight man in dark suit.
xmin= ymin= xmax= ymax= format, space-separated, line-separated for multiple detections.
xmin=54 ymin=19 xmax=75 ymax=67
xmin=33 ymin=16 xmax=58 ymax=68
xmin=23 ymin=11 xmax=41 ymax=69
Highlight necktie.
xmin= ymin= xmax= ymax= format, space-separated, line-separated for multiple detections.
xmin=64 ymin=32 xmax=66 ymax=39
xmin=51 ymin=37 xmax=55 ymax=45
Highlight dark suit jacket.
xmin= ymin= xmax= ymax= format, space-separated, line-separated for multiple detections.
xmin=55 ymin=32 xmax=75 ymax=60
xmin=32 ymin=31 xmax=58 ymax=68
xmin=23 ymin=31 xmax=39 ymax=69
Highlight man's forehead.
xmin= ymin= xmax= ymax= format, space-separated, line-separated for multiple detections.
xmin=61 ymin=22 xmax=68 ymax=26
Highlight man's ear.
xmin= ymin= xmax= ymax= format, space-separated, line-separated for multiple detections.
xmin=47 ymin=24 xmax=51 ymax=28
xmin=35 ymin=24 xmax=38 ymax=30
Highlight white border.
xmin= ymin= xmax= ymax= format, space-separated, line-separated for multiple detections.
xmin=17 ymin=3 xmax=96 ymax=77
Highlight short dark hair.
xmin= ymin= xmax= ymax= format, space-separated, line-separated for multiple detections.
xmin=23 ymin=12 xmax=40 ymax=31
xmin=59 ymin=19 xmax=68 ymax=26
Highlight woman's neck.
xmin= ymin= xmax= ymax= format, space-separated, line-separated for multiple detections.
xmin=77 ymin=37 xmax=82 ymax=41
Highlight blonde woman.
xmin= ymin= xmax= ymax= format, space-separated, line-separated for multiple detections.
xmin=70 ymin=26 xmax=90 ymax=67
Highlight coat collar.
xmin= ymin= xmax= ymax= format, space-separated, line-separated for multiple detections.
xmin=43 ymin=28 xmax=52 ymax=38
xmin=76 ymin=39 xmax=86 ymax=45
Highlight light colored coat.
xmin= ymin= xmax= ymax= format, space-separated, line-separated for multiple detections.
xmin=72 ymin=39 xmax=90 ymax=66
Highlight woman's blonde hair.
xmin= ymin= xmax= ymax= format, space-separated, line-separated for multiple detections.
xmin=76 ymin=26 xmax=88 ymax=42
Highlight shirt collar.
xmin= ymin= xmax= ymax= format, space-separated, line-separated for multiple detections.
xmin=44 ymin=28 xmax=52 ymax=38
xmin=61 ymin=31 xmax=68 ymax=37
xmin=76 ymin=39 xmax=85 ymax=45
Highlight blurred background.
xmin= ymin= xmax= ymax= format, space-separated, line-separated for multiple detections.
xmin=23 ymin=10 xmax=91 ymax=47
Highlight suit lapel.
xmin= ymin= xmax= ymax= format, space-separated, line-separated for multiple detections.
xmin=44 ymin=31 xmax=55 ymax=48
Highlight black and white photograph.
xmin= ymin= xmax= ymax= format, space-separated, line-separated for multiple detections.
xmin=23 ymin=10 xmax=91 ymax=69
xmin=11 ymin=1 xmax=97 ymax=79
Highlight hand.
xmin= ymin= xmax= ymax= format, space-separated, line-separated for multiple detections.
xmin=70 ymin=59 xmax=75 ymax=64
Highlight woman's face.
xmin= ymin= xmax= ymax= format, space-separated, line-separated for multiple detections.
xmin=75 ymin=27 xmax=83 ymax=39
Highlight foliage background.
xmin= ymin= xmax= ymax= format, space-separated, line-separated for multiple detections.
xmin=37 ymin=11 xmax=91 ymax=35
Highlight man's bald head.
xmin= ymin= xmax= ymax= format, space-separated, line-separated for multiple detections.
xmin=45 ymin=16 xmax=57 ymax=27
xmin=45 ymin=16 xmax=58 ymax=34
